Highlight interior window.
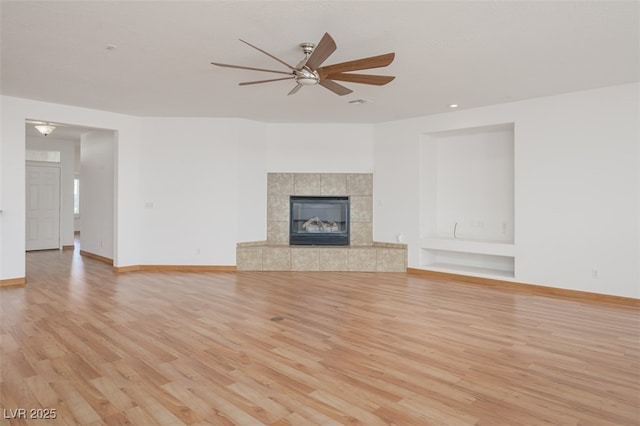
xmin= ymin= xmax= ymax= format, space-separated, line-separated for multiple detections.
xmin=25 ymin=149 xmax=61 ymax=163
xmin=74 ymin=177 xmax=80 ymax=216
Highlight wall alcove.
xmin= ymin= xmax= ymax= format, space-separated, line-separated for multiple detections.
xmin=419 ymin=123 xmax=515 ymax=278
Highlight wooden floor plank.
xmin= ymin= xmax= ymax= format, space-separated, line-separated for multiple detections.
xmin=0 ymin=247 xmax=638 ymax=425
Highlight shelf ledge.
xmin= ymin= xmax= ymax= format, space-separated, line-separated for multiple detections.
xmin=420 ymin=237 xmax=515 ymax=257
xmin=419 ymin=262 xmax=515 ymax=279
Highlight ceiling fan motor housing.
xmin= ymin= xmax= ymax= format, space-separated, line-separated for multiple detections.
xmin=294 ymin=68 xmax=319 ymax=85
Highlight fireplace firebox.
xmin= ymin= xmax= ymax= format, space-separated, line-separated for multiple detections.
xmin=290 ymin=196 xmax=350 ymax=246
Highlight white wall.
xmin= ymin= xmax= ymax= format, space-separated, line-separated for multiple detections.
xmin=238 ymin=119 xmax=268 ymax=243
xmin=374 ymin=83 xmax=639 ymax=298
xmin=374 ymin=124 xmax=422 ymax=249
xmin=137 ymin=118 xmax=246 ymax=265
xmin=134 ymin=120 xmax=374 ymax=261
xmin=80 ymin=130 xmax=115 ymax=259
xmin=266 ymin=123 xmax=374 ymax=172
xmin=26 ymin=136 xmax=77 ymax=248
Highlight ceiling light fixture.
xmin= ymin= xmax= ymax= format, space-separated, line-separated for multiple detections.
xmin=35 ymin=124 xmax=56 ymax=136
xmin=293 ymin=68 xmax=320 ymax=86
xmin=449 ymin=104 xmax=459 ymax=108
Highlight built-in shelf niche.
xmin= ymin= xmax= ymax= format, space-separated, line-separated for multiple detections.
xmin=419 ymin=122 xmax=515 ymax=278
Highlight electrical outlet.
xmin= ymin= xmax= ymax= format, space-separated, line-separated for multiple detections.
xmin=592 ymin=269 xmax=599 ymax=279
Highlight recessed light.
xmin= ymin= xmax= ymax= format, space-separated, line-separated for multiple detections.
xmin=105 ymin=44 xmax=118 ymax=50
xmin=449 ymin=104 xmax=459 ymax=108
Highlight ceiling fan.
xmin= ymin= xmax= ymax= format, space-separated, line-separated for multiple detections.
xmin=211 ymin=33 xmax=395 ymax=96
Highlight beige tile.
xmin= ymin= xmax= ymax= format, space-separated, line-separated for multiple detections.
xmin=268 ymin=173 xmax=294 ymax=195
xmin=376 ymin=248 xmax=407 ymax=272
xmin=320 ymin=174 xmax=347 ymax=195
xmin=262 ymin=247 xmax=291 ymax=271
xmin=346 ymin=173 xmax=373 ymax=195
xmin=291 ymin=247 xmax=319 ymax=271
xmin=350 ymin=222 xmax=373 ymax=246
xmin=237 ymin=240 xmax=267 ymax=247
xmin=350 ymin=195 xmax=373 ymax=222
xmin=294 ymin=173 xmax=321 ymax=195
xmin=267 ymin=221 xmax=289 ymax=245
xmin=319 ymin=248 xmax=349 ymax=271
xmin=236 ymin=246 xmax=263 ymax=271
xmin=267 ymin=194 xmax=289 ymax=222
xmin=372 ymin=241 xmax=407 ymax=249
xmin=348 ymin=248 xmax=376 ymax=272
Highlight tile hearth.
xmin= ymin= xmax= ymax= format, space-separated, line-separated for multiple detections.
xmin=236 ymin=173 xmax=407 ymax=272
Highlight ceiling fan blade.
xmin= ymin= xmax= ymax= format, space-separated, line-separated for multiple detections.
xmin=304 ymin=32 xmax=337 ymax=71
xmin=287 ymin=84 xmax=303 ymax=96
xmin=325 ymin=73 xmax=395 ymax=86
xmin=319 ymin=79 xmax=353 ymax=96
xmin=317 ymin=53 xmax=395 ymax=78
xmin=211 ymin=62 xmax=292 ymax=76
xmin=239 ymin=39 xmax=296 ymax=71
xmin=239 ymin=77 xmax=295 ymax=86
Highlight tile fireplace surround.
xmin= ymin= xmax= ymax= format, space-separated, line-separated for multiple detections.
xmin=236 ymin=173 xmax=407 ymax=272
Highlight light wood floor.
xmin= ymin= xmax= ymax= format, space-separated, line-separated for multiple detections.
xmin=1 ymin=249 xmax=638 ymax=425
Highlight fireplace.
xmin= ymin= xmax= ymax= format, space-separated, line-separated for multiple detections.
xmin=290 ymin=196 xmax=350 ymax=246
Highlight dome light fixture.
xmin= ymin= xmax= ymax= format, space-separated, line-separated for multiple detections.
xmin=34 ymin=124 xmax=56 ymax=136
xmin=294 ymin=68 xmax=320 ymax=86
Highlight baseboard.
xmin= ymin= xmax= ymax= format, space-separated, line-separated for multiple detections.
xmin=113 ymin=265 xmax=237 ymax=273
xmin=80 ymin=250 xmax=114 ymax=266
xmin=0 ymin=277 xmax=26 ymax=287
xmin=112 ymin=265 xmax=142 ymax=273
xmin=62 ymin=245 xmax=75 ymax=251
xmin=407 ymin=268 xmax=639 ymax=307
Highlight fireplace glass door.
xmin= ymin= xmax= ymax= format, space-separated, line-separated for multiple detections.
xmin=290 ymin=196 xmax=350 ymax=245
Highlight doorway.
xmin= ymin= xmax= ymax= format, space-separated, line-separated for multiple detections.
xmin=25 ymin=120 xmax=117 ymax=268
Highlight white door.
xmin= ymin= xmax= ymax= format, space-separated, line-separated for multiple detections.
xmin=26 ymin=164 xmax=61 ymax=251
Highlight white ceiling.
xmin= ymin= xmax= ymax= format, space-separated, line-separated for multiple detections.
xmin=2 ymin=1 xmax=638 ymax=124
